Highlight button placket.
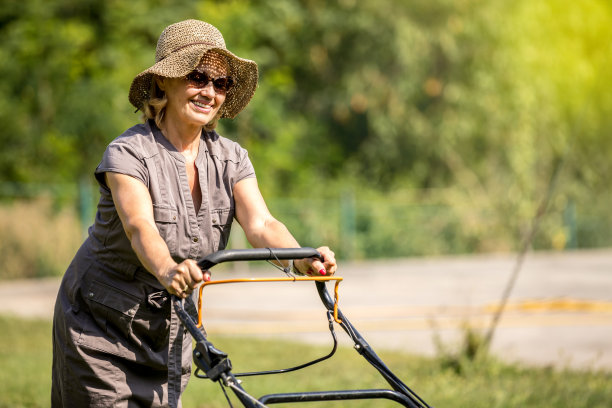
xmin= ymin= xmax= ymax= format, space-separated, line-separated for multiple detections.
xmin=187 ymin=144 xmax=209 ymax=260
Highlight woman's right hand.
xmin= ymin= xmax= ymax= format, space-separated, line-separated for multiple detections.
xmin=158 ymin=259 xmax=211 ymax=298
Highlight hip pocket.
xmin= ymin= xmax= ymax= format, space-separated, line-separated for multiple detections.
xmin=83 ymin=281 xmax=171 ymax=356
xmin=85 ymin=280 xmax=140 ymax=340
xmin=131 ymin=290 xmax=171 ymax=352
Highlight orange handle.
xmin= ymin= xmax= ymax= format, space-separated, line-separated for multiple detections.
xmin=196 ymin=276 xmax=344 ymax=328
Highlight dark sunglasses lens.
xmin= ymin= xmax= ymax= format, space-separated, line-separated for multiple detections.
xmin=213 ymin=77 xmax=233 ymax=91
xmin=186 ymin=72 xmax=233 ymax=91
xmin=186 ymin=72 xmax=208 ymax=87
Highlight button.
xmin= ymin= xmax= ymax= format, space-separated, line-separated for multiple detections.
xmin=193 ymin=237 xmax=199 ymax=242
xmin=212 ymin=218 xmax=218 ymax=224
xmin=88 ymin=292 xmax=94 ymax=298
xmin=172 ymin=216 xmax=176 ymax=221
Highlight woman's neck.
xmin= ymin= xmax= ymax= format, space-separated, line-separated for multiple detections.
xmin=159 ymin=118 xmax=202 ymax=160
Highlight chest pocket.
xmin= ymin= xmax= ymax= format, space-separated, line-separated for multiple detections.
xmin=153 ymin=204 xmax=179 ymax=255
xmin=211 ymin=207 xmax=233 ymax=250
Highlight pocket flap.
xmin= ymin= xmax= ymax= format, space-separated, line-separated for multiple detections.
xmin=87 ymin=280 xmax=140 ymax=317
xmin=211 ymin=207 xmax=233 ymax=225
xmin=153 ymin=205 xmax=178 ymax=224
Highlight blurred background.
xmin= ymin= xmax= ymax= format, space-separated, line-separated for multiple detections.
xmin=1 ymin=1 xmax=612 ymax=406
xmin=1 ymin=0 xmax=612 ymax=279
xmin=1 ymin=0 xmax=612 ymax=277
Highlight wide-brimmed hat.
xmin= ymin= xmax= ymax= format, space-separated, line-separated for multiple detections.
xmin=129 ymin=19 xmax=258 ymax=119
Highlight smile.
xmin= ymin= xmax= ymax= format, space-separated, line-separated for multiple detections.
xmin=191 ymin=100 xmax=213 ymax=111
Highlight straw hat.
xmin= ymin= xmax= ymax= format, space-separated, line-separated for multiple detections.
xmin=129 ymin=19 xmax=258 ymax=119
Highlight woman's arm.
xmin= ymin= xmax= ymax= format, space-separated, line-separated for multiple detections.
xmin=105 ymin=172 xmax=208 ymax=297
xmin=233 ymin=177 xmax=337 ymax=275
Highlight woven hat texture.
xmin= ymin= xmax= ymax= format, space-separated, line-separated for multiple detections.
xmin=129 ymin=19 xmax=258 ymax=119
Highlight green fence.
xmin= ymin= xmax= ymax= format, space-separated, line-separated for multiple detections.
xmin=266 ymin=193 xmax=612 ymax=261
xmin=1 ymin=182 xmax=611 ymax=279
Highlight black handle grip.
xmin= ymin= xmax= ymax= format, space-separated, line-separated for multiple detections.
xmin=197 ymin=247 xmax=322 ymax=270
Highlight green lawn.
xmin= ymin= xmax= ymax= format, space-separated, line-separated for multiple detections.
xmin=1 ymin=315 xmax=610 ymax=408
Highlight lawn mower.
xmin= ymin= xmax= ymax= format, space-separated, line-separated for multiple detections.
xmin=173 ymin=247 xmax=431 ymax=407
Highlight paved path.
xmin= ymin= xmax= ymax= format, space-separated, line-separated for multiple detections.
xmin=2 ymin=249 xmax=611 ymax=371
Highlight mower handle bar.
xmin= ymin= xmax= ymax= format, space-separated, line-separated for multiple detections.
xmin=197 ymin=247 xmax=323 ymax=270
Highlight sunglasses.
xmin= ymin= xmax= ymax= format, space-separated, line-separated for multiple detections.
xmin=185 ymin=71 xmax=234 ymax=92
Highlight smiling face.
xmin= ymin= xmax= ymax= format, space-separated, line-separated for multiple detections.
xmin=158 ymin=51 xmax=230 ymax=129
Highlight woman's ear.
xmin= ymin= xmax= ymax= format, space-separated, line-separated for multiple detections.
xmin=155 ymin=76 xmax=166 ymax=91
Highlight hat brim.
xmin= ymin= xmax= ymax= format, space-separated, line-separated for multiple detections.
xmin=129 ymin=44 xmax=258 ymax=119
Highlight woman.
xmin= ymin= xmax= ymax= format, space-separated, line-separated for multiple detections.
xmin=52 ymin=19 xmax=336 ymax=407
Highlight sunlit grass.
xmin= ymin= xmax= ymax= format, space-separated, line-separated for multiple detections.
xmin=1 ymin=315 xmax=611 ymax=408
xmin=0 ymin=316 xmax=54 ymax=408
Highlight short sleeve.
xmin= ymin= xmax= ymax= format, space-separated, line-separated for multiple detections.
xmin=234 ymin=148 xmax=256 ymax=187
xmin=94 ymin=139 xmax=149 ymax=189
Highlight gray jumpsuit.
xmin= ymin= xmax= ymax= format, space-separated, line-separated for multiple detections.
xmin=52 ymin=120 xmax=255 ymax=407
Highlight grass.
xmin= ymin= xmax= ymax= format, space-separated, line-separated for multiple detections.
xmin=1 ymin=315 xmax=611 ymax=408
xmin=0 ymin=316 xmax=55 ymax=408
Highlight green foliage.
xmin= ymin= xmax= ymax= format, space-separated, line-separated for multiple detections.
xmin=1 ymin=0 xmax=611 ymax=256
xmin=0 ymin=0 xmax=198 ymax=182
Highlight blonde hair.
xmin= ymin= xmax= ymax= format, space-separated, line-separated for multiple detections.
xmin=141 ymin=75 xmax=220 ymax=131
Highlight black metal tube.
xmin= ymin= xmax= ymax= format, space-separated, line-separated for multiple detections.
xmin=173 ymin=296 xmax=262 ymax=408
xmin=198 ymin=247 xmax=321 ymax=270
xmin=315 ymin=281 xmax=430 ymax=408
xmin=259 ymin=389 xmax=417 ymax=406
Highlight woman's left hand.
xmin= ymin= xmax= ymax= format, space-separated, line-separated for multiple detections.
xmin=294 ymin=246 xmax=337 ymax=276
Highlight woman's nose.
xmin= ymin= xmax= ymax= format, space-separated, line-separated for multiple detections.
xmin=199 ymin=81 xmax=217 ymax=96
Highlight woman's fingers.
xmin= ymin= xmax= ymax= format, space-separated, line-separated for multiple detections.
xmin=310 ymin=258 xmax=327 ymax=275
xmin=164 ymin=260 xmax=208 ymax=298
xmin=316 ymin=246 xmax=337 ymax=276
xmin=295 ymin=246 xmax=337 ymax=276
xmin=184 ymin=259 xmax=205 ymax=285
